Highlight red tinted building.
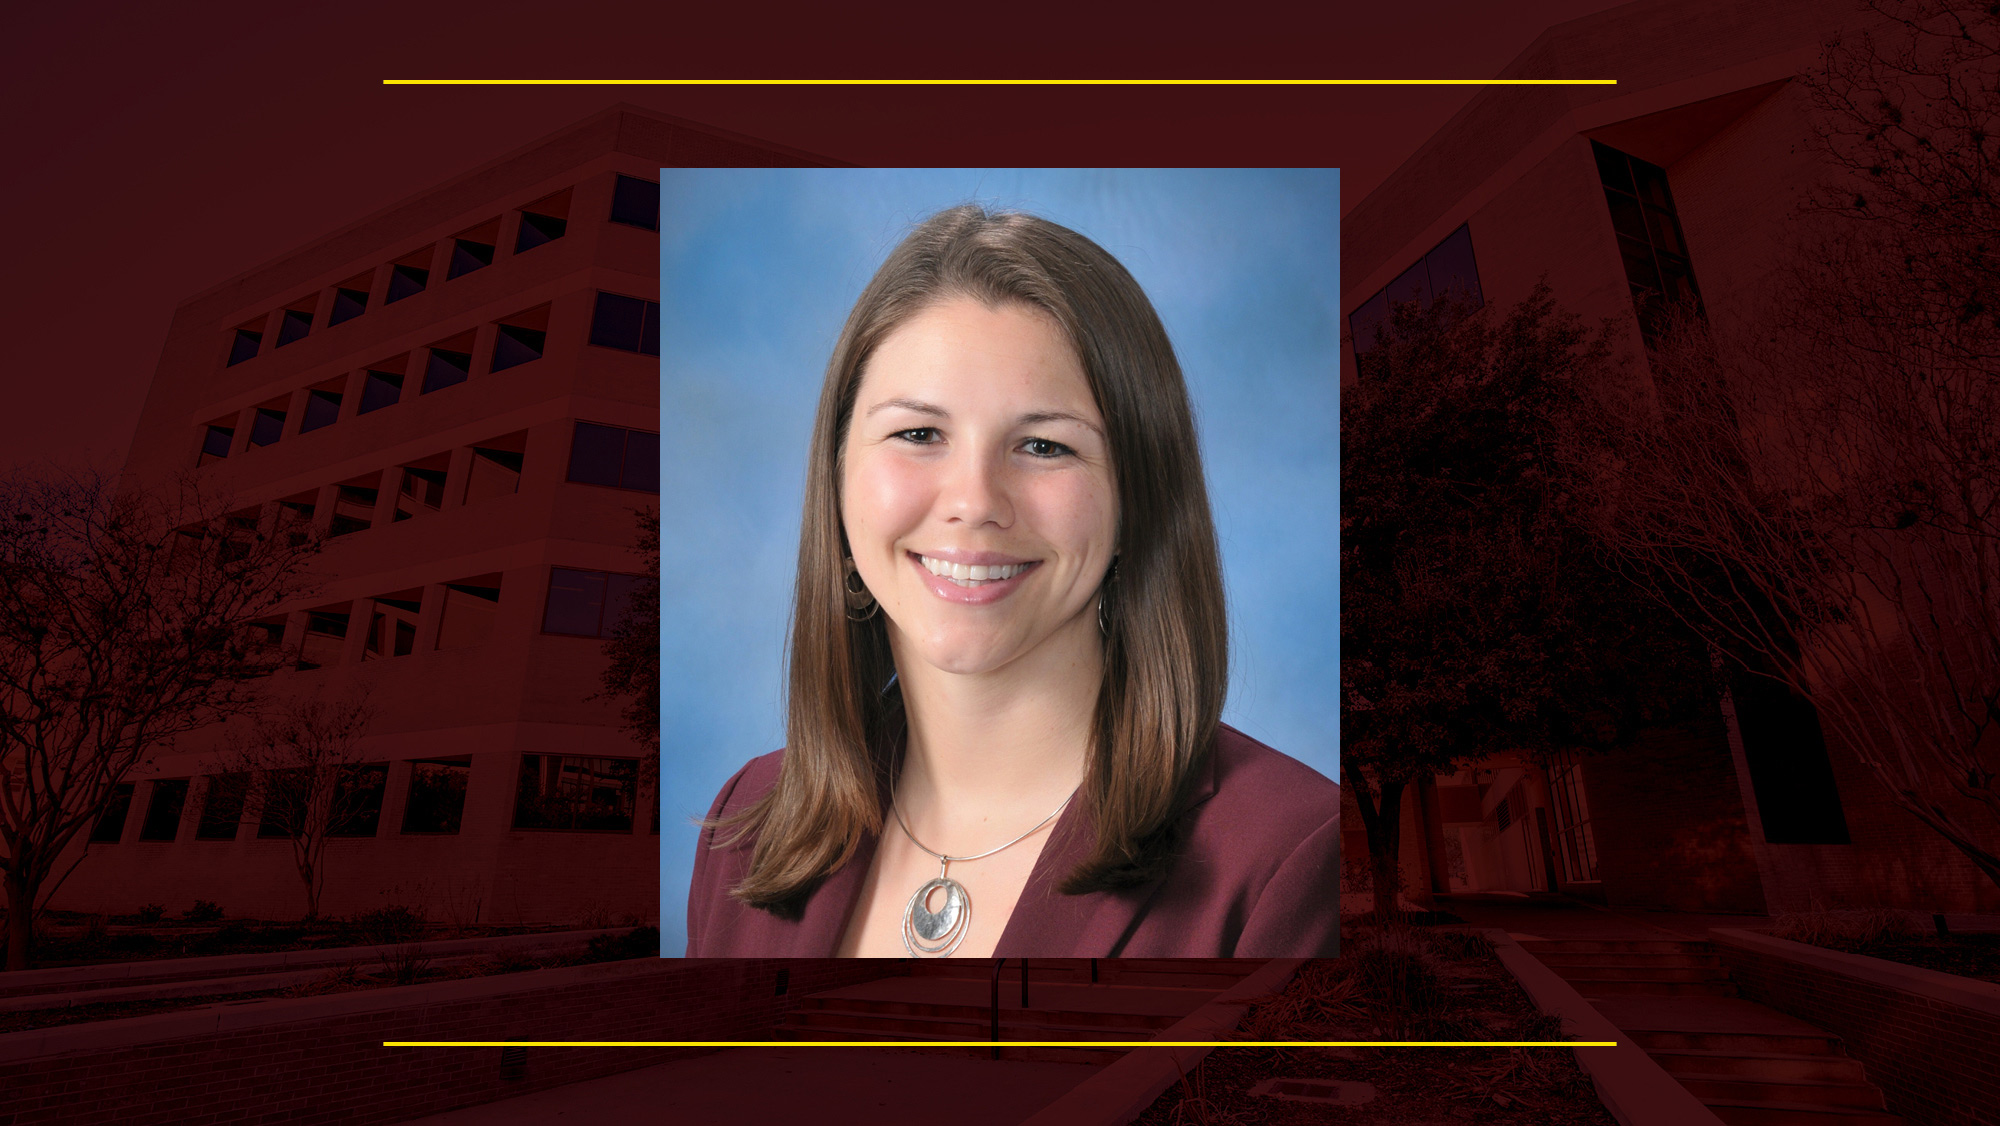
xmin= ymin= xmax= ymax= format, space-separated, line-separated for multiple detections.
xmin=49 ymin=107 xmax=829 ymax=924
xmin=1341 ymin=0 xmax=2000 ymax=917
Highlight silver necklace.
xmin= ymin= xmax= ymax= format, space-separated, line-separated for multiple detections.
xmin=891 ymin=789 xmax=1076 ymax=958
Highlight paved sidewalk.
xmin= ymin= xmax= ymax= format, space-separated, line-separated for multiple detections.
xmin=392 ymin=1047 xmax=1100 ymax=1125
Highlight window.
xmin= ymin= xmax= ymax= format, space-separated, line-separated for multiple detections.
xmin=1591 ymin=141 xmax=1703 ymax=341
xmin=328 ymin=763 xmax=388 ymax=837
xmin=139 ymin=779 xmax=189 ymax=841
xmin=1731 ymin=668 xmax=1851 ymax=844
xmin=300 ymin=387 xmax=342 ymax=433
xmin=448 ymin=238 xmax=495 ymax=280
xmin=329 ymin=286 xmax=369 ymax=326
xmin=1348 ymin=224 xmax=1483 ymax=366
xmin=422 ymin=333 xmax=475 ymax=393
xmin=403 ymin=758 xmax=472 ymax=833
xmin=276 ymin=306 xmax=314 ymax=347
xmin=196 ymin=774 xmax=248 ymax=840
xmin=249 ymin=406 xmax=286 ymax=447
xmin=543 ymin=567 xmax=645 ymax=638
xmin=566 ymin=421 xmax=659 ymax=492
xmin=514 ymin=754 xmax=638 ymax=831
xmin=588 ymin=292 xmax=660 ymax=356
xmin=609 ymin=174 xmax=659 ymax=231
xmin=330 ymin=479 xmax=378 ymax=537
xmin=393 ymin=458 xmax=448 ymax=521
xmin=1544 ymin=750 xmax=1599 ymax=883
xmin=199 ymin=423 xmax=234 ymax=466
xmin=91 ymin=783 xmax=135 ymax=843
xmin=491 ymin=307 xmax=550 ymax=373
xmin=516 ymin=189 xmax=571 ymax=252
xmin=297 ymin=607 xmax=350 ymax=669
xmin=437 ymin=577 xmax=502 ymax=650
xmin=227 ymin=326 xmax=263 ymax=366
xmin=359 ymin=368 xmax=404 ymax=414
xmin=365 ymin=589 xmax=421 ymax=659
xmin=386 ymin=248 xmax=432 ymax=303
xmin=463 ymin=434 xmax=526 ymax=504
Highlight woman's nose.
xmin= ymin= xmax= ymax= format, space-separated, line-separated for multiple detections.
xmin=939 ymin=448 xmax=1014 ymax=528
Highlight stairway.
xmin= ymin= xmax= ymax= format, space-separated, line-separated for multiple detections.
xmin=774 ymin=958 xmax=1262 ymax=1064
xmin=1521 ymin=939 xmax=1900 ymax=1126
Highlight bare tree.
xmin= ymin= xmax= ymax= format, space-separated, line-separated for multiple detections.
xmin=597 ymin=507 xmax=659 ymax=787
xmin=1575 ymin=2 xmax=2000 ymax=891
xmin=0 ymin=469 xmax=317 ymax=969
xmin=217 ymin=691 xmax=377 ymax=920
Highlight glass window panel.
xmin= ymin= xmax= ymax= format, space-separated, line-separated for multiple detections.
xmin=300 ymin=389 xmax=342 ymax=433
xmin=641 ymin=299 xmax=661 ymax=357
xmin=1592 ymin=141 xmax=1635 ymax=193
xmin=1348 ymin=291 xmax=1391 ymax=357
xmin=1645 ymin=206 xmax=1686 ymax=256
xmin=202 ymin=425 xmax=234 ymax=460
xmin=139 ymin=779 xmax=189 ymax=841
xmin=567 ymin=422 xmax=627 ymax=487
xmin=589 ymin=292 xmax=649 ymax=352
xmin=609 ymin=175 xmax=660 ymax=231
xmin=543 ymin=568 xmax=609 ymax=636
xmin=422 ymin=348 xmax=472 ymax=394
xmin=196 ymin=774 xmax=248 ymax=840
xmin=464 ymin=447 xmax=524 ymax=504
xmin=402 ymin=759 xmax=471 ymax=834
xmin=227 ymin=328 xmax=262 ymax=366
xmin=359 ymin=371 xmax=403 ymax=413
xmin=1387 ymin=258 xmax=1430 ymax=309
xmin=249 ymin=408 xmax=285 ymax=447
xmin=517 ymin=211 xmax=567 ymax=252
xmin=386 ymin=263 xmax=429 ymax=303
xmin=447 ymin=239 xmax=495 ymax=280
xmin=1618 ymin=236 xmax=1662 ymax=292
xmin=329 ymin=287 xmax=368 ymax=326
xmin=491 ymin=325 xmax=546 ymax=372
xmin=603 ymin=572 xmax=644 ymax=638
xmin=91 ymin=783 xmax=136 ymax=843
xmin=1423 ymin=225 xmax=1483 ymax=306
xmin=620 ymin=429 xmax=659 ymax=492
xmin=514 ymin=754 xmax=638 ymax=831
xmin=328 ymin=763 xmax=388 ymax=837
xmin=1631 ymin=158 xmax=1673 ymax=208
xmin=1606 ymin=192 xmax=1649 ymax=243
xmin=276 ymin=309 xmax=313 ymax=347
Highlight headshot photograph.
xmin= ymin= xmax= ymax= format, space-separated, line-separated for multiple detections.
xmin=657 ymin=168 xmax=1340 ymax=958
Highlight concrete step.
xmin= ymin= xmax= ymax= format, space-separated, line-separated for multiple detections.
xmin=1518 ymin=939 xmax=1712 ymax=955
xmin=1550 ymin=964 xmax=1732 ymax=983
xmin=1570 ymin=979 xmax=1738 ymax=997
xmin=1678 ymin=1074 xmax=1887 ymax=1109
xmin=1649 ymin=1050 xmax=1871 ymax=1084
xmin=1628 ymin=1029 xmax=1847 ymax=1057
xmin=1705 ymin=1098 xmax=1901 ymax=1126
xmin=772 ymin=1019 xmax=1127 ymax=1065
xmin=1536 ymin=952 xmax=1725 ymax=971
xmin=793 ymin=996 xmax=1180 ymax=1029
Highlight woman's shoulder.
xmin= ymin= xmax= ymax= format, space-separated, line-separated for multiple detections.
xmin=1200 ymin=723 xmax=1339 ymax=830
xmin=703 ymin=748 xmax=788 ymax=824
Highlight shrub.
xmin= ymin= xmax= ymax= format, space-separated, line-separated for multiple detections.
xmin=136 ymin=903 xmax=165 ymax=924
xmin=354 ymin=904 xmax=427 ymax=945
xmin=380 ymin=943 xmax=432 ymax=985
xmin=183 ymin=899 xmax=224 ymax=923
xmin=583 ymin=926 xmax=660 ymax=963
xmin=1770 ymin=907 xmax=1919 ymax=949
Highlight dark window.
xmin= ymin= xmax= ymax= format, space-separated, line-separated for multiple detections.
xmin=422 ymin=348 xmax=472 ymax=393
xmin=201 ymin=425 xmax=234 ymax=462
xmin=227 ymin=328 xmax=263 ymax=366
xmin=276 ymin=308 xmax=313 ymax=347
xmin=448 ymin=239 xmax=495 ymax=280
xmin=1732 ymin=670 xmax=1851 ymax=844
xmin=298 ymin=609 xmax=350 ymax=669
xmin=1591 ymin=141 xmax=1704 ymax=341
xmin=517 ymin=211 xmax=567 ymax=252
xmin=330 ymin=484 xmax=377 ymax=538
xmin=1348 ymin=224 xmax=1484 ymax=369
xmin=566 ymin=421 xmax=659 ymax=492
xmin=386 ymin=263 xmax=429 ymax=303
xmin=464 ymin=445 xmax=525 ymax=504
xmin=394 ymin=467 xmax=447 ymax=521
xmin=609 ymin=175 xmax=659 ymax=231
xmin=249 ymin=407 xmax=285 ymax=447
xmin=514 ymin=754 xmax=638 ymax=831
xmin=139 ymin=779 xmax=189 ymax=841
xmin=491 ymin=324 xmax=546 ymax=372
xmin=329 ymin=287 xmax=369 ymax=326
xmin=588 ymin=292 xmax=661 ymax=356
xmin=359 ymin=370 xmax=403 ymax=414
xmin=91 ymin=783 xmax=136 ymax=843
xmin=300 ymin=389 xmax=342 ymax=433
xmin=543 ymin=567 xmax=644 ymax=638
xmin=328 ymin=763 xmax=388 ymax=837
xmin=196 ymin=774 xmax=248 ymax=840
xmin=403 ymin=759 xmax=472 ymax=834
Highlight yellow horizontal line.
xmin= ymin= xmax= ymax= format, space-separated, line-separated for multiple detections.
xmin=381 ymin=78 xmax=1616 ymax=87
xmin=386 ymin=1048 xmax=1624 ymax=1056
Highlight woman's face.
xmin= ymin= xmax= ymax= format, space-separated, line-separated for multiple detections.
xmin=841 ymin=297 xmax=1118 ymax=678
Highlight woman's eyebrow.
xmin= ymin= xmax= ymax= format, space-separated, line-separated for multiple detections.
xmin=864 ymin=397 xmax=947 ymax=419
xmin=1018 ymin=409 xmax=1103 ymax=435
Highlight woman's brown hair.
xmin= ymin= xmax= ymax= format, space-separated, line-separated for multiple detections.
xmin=716 ymin=204 xmax=1228 ymax=916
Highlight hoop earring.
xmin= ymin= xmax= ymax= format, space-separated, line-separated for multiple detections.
xmin=843 ymin=557 xmax=879 ymax=621
xmin=1098 ymin=591 xmax=1111 ymax=637
xmin=1097 ymin=555 xmax=1118 ymax=637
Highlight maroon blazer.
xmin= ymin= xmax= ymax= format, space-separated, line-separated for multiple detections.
xmin=685 ymin=724 xmax=1339 ymax=957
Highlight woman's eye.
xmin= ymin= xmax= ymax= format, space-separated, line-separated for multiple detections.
xmin=893 ymin=427 xmax=941 ymax=444
xmin=1021 ymin=437 xmax=1075 ymax=459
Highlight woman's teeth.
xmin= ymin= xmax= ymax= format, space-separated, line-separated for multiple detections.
xmin=919 ymin=555 xmax=1030 ymax=587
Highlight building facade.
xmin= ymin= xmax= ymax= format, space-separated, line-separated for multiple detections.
xmin=49 ymin=107 xmax=829 ymax=925
xmin=1340 ymin=0 xmax=2000 ymax=917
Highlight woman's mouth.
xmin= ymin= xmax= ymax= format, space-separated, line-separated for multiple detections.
xmin=917 ymin=554 xmax=1033 ymax=587
xmin=909 ymin=552 xmax=1039 ymax=604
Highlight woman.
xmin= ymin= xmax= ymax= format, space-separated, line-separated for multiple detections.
xmin=686 ymin=204 xmax=1338 ymax=958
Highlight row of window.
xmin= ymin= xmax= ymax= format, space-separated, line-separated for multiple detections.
xmin=1347 ymin=223 xmax=1484 ymax=365
xmin=91 ymin=751 xmax=656 ymax=845
xmin=199 ymin=292 xmax=659 ymax=468
xmin=222 ymin=175 xmax=660 ymax=368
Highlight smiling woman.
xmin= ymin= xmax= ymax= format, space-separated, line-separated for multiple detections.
xmin=684 ymin=204 xmax=1340 ymax=958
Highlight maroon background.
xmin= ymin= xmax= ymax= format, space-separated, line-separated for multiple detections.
xmin=3 ymin=0 xmax=1629 ymax=474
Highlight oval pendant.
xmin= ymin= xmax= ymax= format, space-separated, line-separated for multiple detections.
xmin=902 ymin=877 xmax=971 ymax=957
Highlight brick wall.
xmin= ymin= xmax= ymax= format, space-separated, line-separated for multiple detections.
xmin=1712 ymin=930 xmax=2000 ymax=1126
xmin=0 ymin=957 xmax=900 ymax=1125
